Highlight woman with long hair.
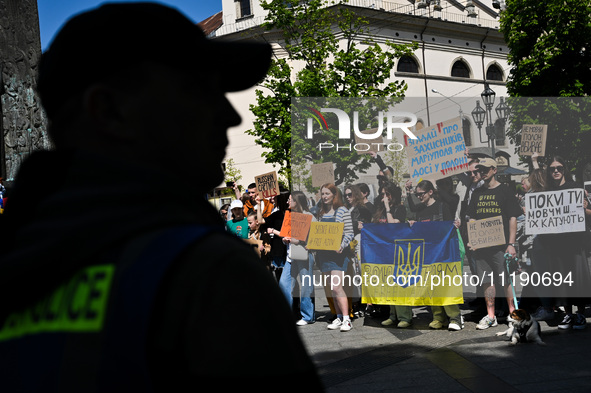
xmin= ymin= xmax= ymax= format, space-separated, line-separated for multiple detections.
xmin=261 ymin=191 xmax=290 ymax=281
xmin=369 ymin=181 xmax=414 ymax=328
xmin=408 ymin=180 xmax=463 ymax=331
xmin=281 ymin=191 xmax=317 ymax=325
xmin=344 ymin=184 xmax=372 ymax=315
xmin=315 ymin=184 xmax=355 ymax=331
xmin=531 ymin=156 xmax=591 ymax=328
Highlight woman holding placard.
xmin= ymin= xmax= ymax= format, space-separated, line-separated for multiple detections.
xmin=533 ymin=156 xmax=591 ymax=329
xmin=315 ymin=184 xmax=354 ymax=331
xmin=408 ymin=180 xmax=463 ymax=331
xmin=282 ymin=191 xmax=317 ymax=326
xmin=369 ymin=181 xmax=413 ymax=328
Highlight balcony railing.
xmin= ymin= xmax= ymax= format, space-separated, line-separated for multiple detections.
xmin=214 ymin=0 xmax=499 ymax=37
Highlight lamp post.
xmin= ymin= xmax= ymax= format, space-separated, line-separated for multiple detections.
xmin=432 ymin=88 xmax=463 ymax=119
xmin=470 ymin=83 xmax=509 ymax=158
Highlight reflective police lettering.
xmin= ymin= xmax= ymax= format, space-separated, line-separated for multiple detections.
xmin=0 ymin=264 xmax=114 ymax=340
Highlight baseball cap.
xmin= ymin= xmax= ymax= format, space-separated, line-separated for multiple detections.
xmin=230 ymin=200 xmax=243 ymax=210
xmin=37 ymin=2 xmax=272 ymax=119
xmin=476 ymin=157 xmax=497 ymax=169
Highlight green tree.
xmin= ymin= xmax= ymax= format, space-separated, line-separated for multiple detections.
xmin=247 ymin=0 xmax=417 ymax=190
xmin=223 ymin=158 xmax=243 ymax=188
xmin=381 ymin=137 xmax=407 ymax=186
xmin=500 ymin=0 xmax=591 ymax=175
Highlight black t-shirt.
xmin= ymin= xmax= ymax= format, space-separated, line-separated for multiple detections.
xmin=260 ymin=210 xmax=287 ymax=258
xmin=415 ymin=200 xmax=452 ymax=222
xmin=375 ymin=204 xmax=407 ymax=224
xmin=467 ymin=183 xmax=522 ymax=245
xmin=350 ymin=204 xmax=373 ymax=235
xmin=364 ymin=201 xmax=376 ymax=217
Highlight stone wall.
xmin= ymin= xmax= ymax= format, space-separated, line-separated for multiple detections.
xmin=0 ymin=0 xmax=49 ymax=181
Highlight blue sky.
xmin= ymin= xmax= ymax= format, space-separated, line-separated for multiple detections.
xmin=37 ymin=0 xmax=223 ymax=51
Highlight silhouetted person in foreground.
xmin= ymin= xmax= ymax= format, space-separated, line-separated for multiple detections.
xmin=0 ymin=3 xmax=323 ymax=391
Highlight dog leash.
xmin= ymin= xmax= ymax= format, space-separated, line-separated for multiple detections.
xmin=504 ymin=252 xmax=520 ymax=309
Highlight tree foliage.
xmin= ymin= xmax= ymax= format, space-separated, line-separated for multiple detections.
xmin=500 ymin=0 xmax=591 ymax=175
xmin=247 ymin=0 xmax=417 ymax=190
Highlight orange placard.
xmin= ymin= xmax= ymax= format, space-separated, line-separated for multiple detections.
xmin=290 ymin=212 xmax=313 ymax=241
xmin=279 ymin=211 xmax=292 ymax=238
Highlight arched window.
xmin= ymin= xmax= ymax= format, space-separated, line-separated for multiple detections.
xmin=451 ymin=60 xmax=470 ymax=78
xmin=397 ymin=56 xmax=419 ymax=73
xmin=486 ymin=64 xmax=504 ymax=81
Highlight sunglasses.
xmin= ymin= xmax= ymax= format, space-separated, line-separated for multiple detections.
xmin=549 ymin=165 xmax=564 ymax=173
xmin=478 ymin=167 xmax=493 ymax=174
xmin=414 ymin=191 xmax=427 ymax=198
xmin=345 ymin=192 xmax=353 ymax=198
xmin=465 ymin=170 xmax=479 ymax=176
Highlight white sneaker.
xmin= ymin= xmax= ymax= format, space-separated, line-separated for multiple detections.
xmin=340 ymin=319 xmax=353 ymax=332
xmin=448 ymin=316 xmax=464 ymax=331
xmin=327 ymin=318 xmax=343 ymax=330
xmin=296 ymin=319 xmax=309 ymax=326
xmin=476 ymin=315 xmax=498 ymax=330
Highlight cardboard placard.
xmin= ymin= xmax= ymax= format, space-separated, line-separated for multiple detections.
xmin=290 ymin=212 xmax=314 ymax=241
xmin=354 ymin=127 xmax=384 ymax=155
xmin=311 ymin=162 xmax=335 ymax=187
xmin=405 ymin=117 xmax=468 ymax=182
xmin=525 ymin=189 xmax=586 ymax=235
xmin=279 ymin=211 xmax=292 ymax=238
xmin=279 ymin=211 xmax=314 ymax=241
xmin=519 ymin=124 xmax=547 ymax=156
xmin=255 ymin=171 xmax=280 ymax=199
xmin=306 ymin=222 xmax=344 ymax=251
xmin=467 ymin=216 xmax=506 ymax=250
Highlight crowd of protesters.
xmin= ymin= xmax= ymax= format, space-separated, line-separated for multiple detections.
xmin=221 ymin=152 xmax=591 ymax=333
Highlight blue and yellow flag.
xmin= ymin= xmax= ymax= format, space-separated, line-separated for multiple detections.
xmin=360 ymin=222 xmax=464 ymax=306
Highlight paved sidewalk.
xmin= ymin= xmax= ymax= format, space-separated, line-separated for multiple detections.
xmin=294 ymin=269 xmax=591 ymax=392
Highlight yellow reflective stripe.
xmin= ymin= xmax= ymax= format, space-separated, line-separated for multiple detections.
xmin=0 ymin=264 xmax=115 ymax=341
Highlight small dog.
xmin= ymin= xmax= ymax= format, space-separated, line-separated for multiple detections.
xmin=496 ymin=309 xmax=545 ymax=345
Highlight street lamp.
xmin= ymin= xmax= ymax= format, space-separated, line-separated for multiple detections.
xmin=470 ymin=83 xmax=510 ymax=158
xmin=432 ymin=88 xmax=463 ymax=118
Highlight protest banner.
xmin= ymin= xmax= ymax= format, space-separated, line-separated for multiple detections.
xmin=519 ymin=124 xmax=547 ymax=156
xmin=467 ymin=216 xmax=506 ymax=250
xmin=289 ymin=212 xmax=314 ymax=241
xmin=254 ymin=171 xmax=280 ymax=199
xmin=354 ymin=127 xmax=384 ymax=155
xmin=360 ymin=222 xmax=464 ymax=306
xmin=306 ymin=222 xmax=344 ymax=251
xmin=404 ymin=117 xmax=468 ymax=182
xmin=311 ymin=162 xmax=335 ymax=187
xmin=525 ymin=189 xmax=586 ymax=235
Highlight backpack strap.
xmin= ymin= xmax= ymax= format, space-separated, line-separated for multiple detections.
xmin=98 ymin=224 xmax=216 ymax=391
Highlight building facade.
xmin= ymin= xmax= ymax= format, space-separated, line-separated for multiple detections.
xmin=201 ymin=0 xmax=520 ymax=196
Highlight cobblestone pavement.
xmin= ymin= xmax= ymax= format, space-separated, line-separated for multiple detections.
xmin=294 ymin=268 xmax=591 ymax=392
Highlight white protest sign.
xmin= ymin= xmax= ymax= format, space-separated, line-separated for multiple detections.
xmin=405 ymin=117 xmax=468 ymax=182
xmin=525 ymin=189 xmax=586 ymax=235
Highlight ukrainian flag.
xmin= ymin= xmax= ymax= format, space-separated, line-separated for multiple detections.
xmin=360 ymin=222 xmax=464 ymax=306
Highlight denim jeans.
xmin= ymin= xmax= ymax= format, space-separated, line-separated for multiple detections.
xmin=280 ymin=254 xmax=316 ymax=322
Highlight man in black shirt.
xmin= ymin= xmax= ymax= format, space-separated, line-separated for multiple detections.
xmin=466 ymin=158 xmax=522 ymax=330
xmin=0 ymin=3 xmax=322 ymax=391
